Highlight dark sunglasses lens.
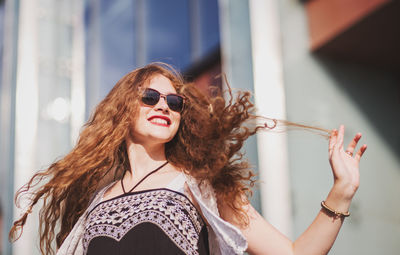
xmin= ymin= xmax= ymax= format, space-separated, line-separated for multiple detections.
xmin=166 ymin=95 xmax=184 ymax=112
xmin=142 ymin=89 xmax=160 ymax=106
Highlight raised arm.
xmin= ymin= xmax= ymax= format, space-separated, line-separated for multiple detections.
xmin=219 ymin=125 xmax=367 ymax=255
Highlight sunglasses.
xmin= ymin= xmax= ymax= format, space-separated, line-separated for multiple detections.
xmin=141 ymin=88 xmax=185 ymax=113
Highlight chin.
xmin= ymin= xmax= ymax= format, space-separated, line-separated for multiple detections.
xmin=149 ymin=129 xmax=178 ymax=142
xmin=148 ymin=133 xmax=175 ymax=143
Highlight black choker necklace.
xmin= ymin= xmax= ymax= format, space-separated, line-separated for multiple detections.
xmin=121 ymin=161 xmax=169 ymax=194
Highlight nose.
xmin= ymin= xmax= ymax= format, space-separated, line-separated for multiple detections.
xmin=154 ymin=95 xmax=169 ymax=113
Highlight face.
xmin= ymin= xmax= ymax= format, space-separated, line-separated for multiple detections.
xmin=131 ymin=74 xmax=181 ymax=146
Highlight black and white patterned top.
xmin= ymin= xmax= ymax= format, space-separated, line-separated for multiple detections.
xmin=82 ymin=188 xmax=209 ymax=255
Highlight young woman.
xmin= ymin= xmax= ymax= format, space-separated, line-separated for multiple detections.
xmin=10 ymin=63 xmax=367 ymax=255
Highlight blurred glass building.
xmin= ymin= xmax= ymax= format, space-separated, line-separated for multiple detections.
xmin=1 ymin=0 xmax=399 ymax=254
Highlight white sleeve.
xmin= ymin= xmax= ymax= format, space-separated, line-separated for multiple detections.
xmin=56 ymin=183 xmax=114 ymax=255
xmin=185 ymin=175 xmax=248 ymax=255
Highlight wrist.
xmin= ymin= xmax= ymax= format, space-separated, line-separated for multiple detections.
xmin=325 ymin=184 xmax=354 ymax=213
xmin=332 ymin=180 xmax=358 ymax=200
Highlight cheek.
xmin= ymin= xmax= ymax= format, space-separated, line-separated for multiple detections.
xmin=172 ymin=115 xmax=181 ymax=133
xmin=132 ymin=108 xmax=148 ymax=131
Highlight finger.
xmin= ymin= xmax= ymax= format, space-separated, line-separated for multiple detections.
xmin=336 ymin=125 xmax=345 ymax=150
xmin=329 ymin=129 xmax=337 ymax=157
xmin=345 ymin=133 xmax=362 ymax=156
xmin=355 ymin=144 xmax=367 ymax=161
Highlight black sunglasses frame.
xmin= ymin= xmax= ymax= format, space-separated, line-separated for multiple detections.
xmin=141 ymin=88 xmax=185 ymax=113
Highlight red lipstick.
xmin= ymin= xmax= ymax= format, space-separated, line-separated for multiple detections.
xmin=147 ymin=115 xmax=171 ymax=127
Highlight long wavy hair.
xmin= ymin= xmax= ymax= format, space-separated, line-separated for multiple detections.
xmin=9 ymin=63 xmax=330 ymax=254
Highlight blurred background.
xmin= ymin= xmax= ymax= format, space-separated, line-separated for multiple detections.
xmin=0 ymin=0 xmax=399 ymax=254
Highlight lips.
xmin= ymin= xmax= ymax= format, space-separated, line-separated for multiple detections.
xmin=147 ymin=115 xmax=171 ymax=127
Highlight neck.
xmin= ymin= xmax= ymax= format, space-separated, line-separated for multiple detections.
xmin=125 ymin=138 xmax=167 ymax=177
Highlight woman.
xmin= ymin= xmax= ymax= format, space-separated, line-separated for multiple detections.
xmin=10 ymin=63 xmax=367 ymax=255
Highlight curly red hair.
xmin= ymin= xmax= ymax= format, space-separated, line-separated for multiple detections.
xmin=9 ymin=63 xmax=330 ymax=254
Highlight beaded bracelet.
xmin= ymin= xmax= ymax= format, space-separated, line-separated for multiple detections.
xmin=321 ymin=201 xmax=350 ymax=218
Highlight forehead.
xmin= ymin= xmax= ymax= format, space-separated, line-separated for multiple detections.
xmin=147 ymin=74 xmax=177 ymax=94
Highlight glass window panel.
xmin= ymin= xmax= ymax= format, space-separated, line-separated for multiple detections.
xmin=146 ymin=0 xmax=191 ymax=70
xmin=200 ymin=0 xmax=220 ymax=55
xmin=92 ymin=0 xmax=136 ymax=98
xmin=100 ymin=0 xmax=136 ymax=93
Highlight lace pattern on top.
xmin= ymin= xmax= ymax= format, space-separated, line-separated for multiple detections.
xmin=57 ymin=175 xmax=248 ymax=255
xmin=83 ymin=189 xmax=205 ymax=255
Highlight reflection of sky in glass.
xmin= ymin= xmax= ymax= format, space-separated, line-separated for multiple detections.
xmin=100 ymin=0 xmax=136 ymax=96
xmin=147 ymin=0 xmax=191 ymax=68
xmin=200 ymin=0 xmax=220 ymax=55
xmin=85 ymin=0 xmax=220 ymax=103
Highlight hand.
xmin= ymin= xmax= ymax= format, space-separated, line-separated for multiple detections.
xmin=328 ymin=125 xmax=367 ymax=200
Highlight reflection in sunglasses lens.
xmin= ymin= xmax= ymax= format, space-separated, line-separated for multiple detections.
xmin=142 ymin=89 xmax=184 ymax=112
